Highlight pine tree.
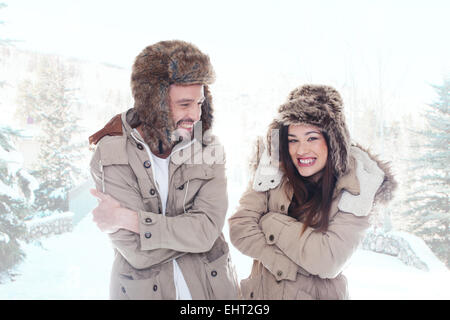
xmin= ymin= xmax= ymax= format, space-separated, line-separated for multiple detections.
xmin=0 ymin=126 xmax=36 ymax=275
xmin=22 ymin=57 xmax=84 ymax=215
xmin=402 ymin=78 xmax=450 ymax=267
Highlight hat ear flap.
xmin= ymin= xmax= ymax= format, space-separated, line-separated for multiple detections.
xmin=138 ymin=82 xmax=174 ymax=152
xmin=325 ymin=123 xmax=351 ymax=176
xmin=200 ymin=85 xmax=214 ymax=133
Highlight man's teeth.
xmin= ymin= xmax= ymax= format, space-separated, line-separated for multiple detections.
xmin=299 ymin=159 xmax=315 ymax=164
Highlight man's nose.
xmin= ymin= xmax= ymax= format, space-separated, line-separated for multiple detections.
xmin=187 ymin=105 xmax=201 ymax=121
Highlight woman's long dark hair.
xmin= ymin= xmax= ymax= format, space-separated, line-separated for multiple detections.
xmin=279 ymin=125 xmax=337 ymax=234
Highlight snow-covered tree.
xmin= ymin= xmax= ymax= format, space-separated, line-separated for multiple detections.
xmin=0 ymin=126 xmax=37 ymax=275
xmin=19 ymin=56 xmax=85 ymax=215
xmin=402 ymin=78 xmax=450 ymax=267
xmin=0 ymin=2 xmax=10 ymax=89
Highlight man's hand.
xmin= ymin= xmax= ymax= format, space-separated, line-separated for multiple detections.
xmin=90 ymin=189 xmax=140 ymax=234
xmin=90 ymin=189 xmax=122 ymax=233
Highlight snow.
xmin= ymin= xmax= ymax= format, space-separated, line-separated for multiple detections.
xmin=389 ymin=230 xmax=449 ymax=272
xmin=0 ymin=215 xmax=113 ymax=299
xmin=0 ymin=232 xmax=10 ymax=244
xmin=0 ymin=147 xmax=24 ymax=175
xmin=0 ymin=212 xmax=448 ymax=300
xmin=25 ymin=211 xmax=74 ymax=228
xmin=0 ymin=179 xmax=22 ymax=199
xmin=49 ymin=188 xmax=66 ymax=199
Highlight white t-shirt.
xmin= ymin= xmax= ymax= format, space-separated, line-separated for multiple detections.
xmin=132 ymin=129 xmax=192 ymax=300
xmin=150 ymin=152 xmax=192 ymax=300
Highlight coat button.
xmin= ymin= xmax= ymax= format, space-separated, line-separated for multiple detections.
xmin=250 ymin=292 xmax=254 ymax=298
xmin=150 ymin=189 xmax=156 ymax=195
xmin=277 ymin=270 xmax=283 ymax=277
xmin=121 ymin=286 xmax=126 ymax=294
xmin=145 ymin=232 xmax=152 ymax=239
xmin=280 ymin=205 xmax=285 ymax=212
xmin=269 ymin=234 xmax=275 ymax=242
xmin=145 ymin=218 xmax=152 ymax=224
xmin=144 ymin=160 xmax=151 ymax=168
xmin=137 ymin=143 xmax=143 ymax=150
xmin=158 ymin=207 xmax=162 ymax=214
xmin=153 ymin=285 xmax=158 ymax=291
xmin=211 ymin=270 xmax=217 ymax=277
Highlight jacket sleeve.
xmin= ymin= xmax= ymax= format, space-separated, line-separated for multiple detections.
xmin=259 ymin=207 xmax=371 ymax=279
xmin=228 ymin=182 xmax=300 ymax=282
xmin=90 ymin=147 xmax=186 ymax=270
xmin=137 ymin=162 xmax=228 ymax=253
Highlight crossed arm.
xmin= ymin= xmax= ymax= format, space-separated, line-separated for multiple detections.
xmin=89 ymin=149 xmax=228 ymax=269
xmin=229 ymin=183 xmax=371 ymax=280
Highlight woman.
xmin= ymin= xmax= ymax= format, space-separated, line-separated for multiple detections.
xmin=228 ymin=84 xmax=397 ymax=300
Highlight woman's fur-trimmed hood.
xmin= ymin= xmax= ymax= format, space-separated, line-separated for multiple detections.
xmin=131 ymin=40 xmax=215 ymax=152
xmin=267 ymin=84 xmax=351 ymax=178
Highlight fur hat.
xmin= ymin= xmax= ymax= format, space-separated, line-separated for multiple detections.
xmin=131 ymin=40 xmax=215 ymax=152
xmin=267 ymin=84 xmax=351 ymax=177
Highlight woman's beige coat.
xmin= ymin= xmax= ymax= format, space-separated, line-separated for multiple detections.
xmin=229 ymin=144 xmax=395 ymax=300
xmin=89 ymin=109 xmax=240 ymax=300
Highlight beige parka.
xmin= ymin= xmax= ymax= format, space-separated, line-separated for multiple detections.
xmin=89 ymin=109 xmax=240 ymax=300
xmin=229 ymin=144 xmax=396 ymax=300
xmin=228 ymin=84 xmax=397 ymax=300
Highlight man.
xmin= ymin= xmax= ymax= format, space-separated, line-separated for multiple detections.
xmin=88 ymin=40 xmax=240 ymax=300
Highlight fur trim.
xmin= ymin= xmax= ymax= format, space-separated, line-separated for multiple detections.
xmin=130 ymin=40 xmax=215 ymax=152
xmin=250 ymin=140 xmax=397 ymax=209
xmin=337 ymin=146 xmax=385 ymax=216
xmin=352 ymin=143 xmax=398 ymax=204
xmin=267 ymin=84 xmax=351 ymax=178
xmin=251 ymin=138 xmax=283 ymax=192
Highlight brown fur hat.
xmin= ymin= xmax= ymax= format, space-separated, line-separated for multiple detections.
xmin=131 ymin=40 xmax=215 ymax=152
xmin=267 ymin=84 xmax=351 ymax=177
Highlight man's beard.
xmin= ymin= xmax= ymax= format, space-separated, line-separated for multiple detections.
xmin=171 ymin=119 xmax=197 ymax=143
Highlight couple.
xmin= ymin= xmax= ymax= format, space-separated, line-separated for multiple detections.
xmin=88 ymin=40 xmax=396 ymax=300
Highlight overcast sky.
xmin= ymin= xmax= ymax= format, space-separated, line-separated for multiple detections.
xmin=1 ymin=0 xmax=449 ymax=117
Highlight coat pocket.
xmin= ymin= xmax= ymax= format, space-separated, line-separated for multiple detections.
xmin=118 ymin=275 xmax=163 ymax=300
xmin=203 ymin=251 xmax=240 ymax=300
xmin=240 ymin=274 xmax=263 ymax=300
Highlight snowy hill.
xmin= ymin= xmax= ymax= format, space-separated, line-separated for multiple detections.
xmin=0 ymin=212 xmax=448 ymax=300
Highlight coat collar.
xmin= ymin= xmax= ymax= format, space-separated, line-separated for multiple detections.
xmin=251 ymin=144 xmax=362 ymax=196
xmin=88 ymin=113 xmax=123 ymax=146
xmin=252 ymin=144 xmax=386 ymax=217
xmin=122 ymin=109 xmax=220 ymax=167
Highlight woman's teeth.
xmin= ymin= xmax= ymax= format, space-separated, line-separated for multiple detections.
xmin=298 ymin=158 xmax=316 ymax=166
xmin=179 ymin=122 xmax=193 ymax=129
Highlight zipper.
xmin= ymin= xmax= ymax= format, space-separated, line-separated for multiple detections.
xmin=99 ymin=160 xmax=105 ymax=193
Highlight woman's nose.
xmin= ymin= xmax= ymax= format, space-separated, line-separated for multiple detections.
xmin=296 ymin=143 xmax=309 ymax=156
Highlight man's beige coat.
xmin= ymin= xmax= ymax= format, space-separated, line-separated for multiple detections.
xmin=90 ymin=109 xmax=239 ymax=300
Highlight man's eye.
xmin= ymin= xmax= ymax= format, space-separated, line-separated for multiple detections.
xmin=180 ymin=104 xmax=189 ymax=107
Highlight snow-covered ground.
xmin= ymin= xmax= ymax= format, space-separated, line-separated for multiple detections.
xmin=0 ymin=213 xmax=449 ymax=300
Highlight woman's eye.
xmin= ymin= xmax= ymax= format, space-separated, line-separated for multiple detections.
xmin=288 ymin=140 xmax=297 ymax=143
xmin=308 ymin=137 xmax=318 ymax=142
